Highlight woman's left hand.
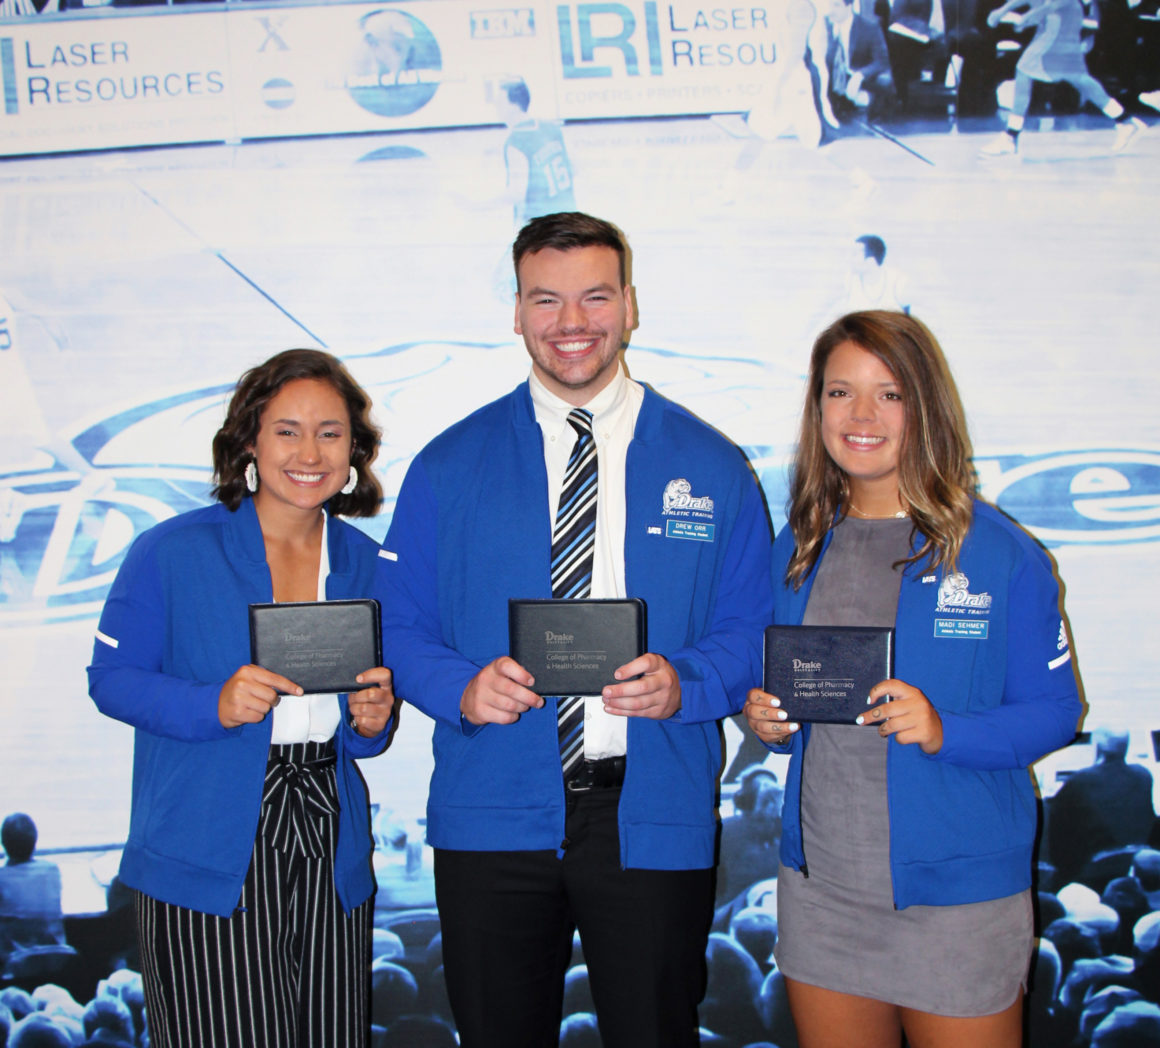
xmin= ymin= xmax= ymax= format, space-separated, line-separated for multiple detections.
xmin=349 ymin=667 xmax=396 ymax=738
xmin=856 ymin=679 xmax=943 ymax=755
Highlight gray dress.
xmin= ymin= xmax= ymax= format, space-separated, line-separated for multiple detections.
xmin=773 ymin=516 xmax=1032 ymax=1016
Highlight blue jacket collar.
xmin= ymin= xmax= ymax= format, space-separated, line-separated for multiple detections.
xmin=222 ymin=497 xmax=354 ymax=591
xmin=224 ymin=497 xmax=267 ymax=566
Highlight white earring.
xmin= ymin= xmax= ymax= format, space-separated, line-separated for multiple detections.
xmin=244 ymin=461 xmax=259 ymax=493
xmin=341 ymin=465 xmax=358 ymax=495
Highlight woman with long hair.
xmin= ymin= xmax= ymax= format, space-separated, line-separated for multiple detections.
xmin=745 ymin=311 xmax=1081 ymax=1047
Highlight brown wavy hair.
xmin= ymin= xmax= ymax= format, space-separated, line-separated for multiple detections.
xmin=211 ymin=349 xmax=383 ymax=518
xmin=785 ymin=311 xmax=976 ymax=588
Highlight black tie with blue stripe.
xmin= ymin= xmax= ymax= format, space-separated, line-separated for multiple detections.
xmin=553 ymin=408 xmax=597 ymax=778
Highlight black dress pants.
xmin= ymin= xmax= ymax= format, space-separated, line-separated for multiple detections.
xmin=434 ymin=787 xmax=713 ymax=1048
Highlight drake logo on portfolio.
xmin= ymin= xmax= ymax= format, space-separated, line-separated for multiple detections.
xmin=975 ymin=450 xmax=1160 ymax=545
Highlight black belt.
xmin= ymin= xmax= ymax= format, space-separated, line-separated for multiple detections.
xmin=564 ymin=756 xmax=626 ymax=793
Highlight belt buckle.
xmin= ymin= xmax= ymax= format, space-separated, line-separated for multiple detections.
xmin=565 ymin=764 xmax=596 ymax=794
xmin=565 ymin=757 xmax=624 ymax=793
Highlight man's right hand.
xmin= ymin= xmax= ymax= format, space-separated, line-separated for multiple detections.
xmin=460 ymin=656 xmax=543 ymax=726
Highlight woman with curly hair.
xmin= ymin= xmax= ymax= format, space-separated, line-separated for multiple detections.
xmin=89 ymin=349 xmax=395 ymax=1048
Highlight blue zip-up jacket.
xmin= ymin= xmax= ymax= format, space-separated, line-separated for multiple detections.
xmin=87 ymin=498 xmax=391 ymax=918
xmin=377 ymin=383 xmax=773 ymax=870
xmin=773 ymin=501 xmax=1082 ymax=907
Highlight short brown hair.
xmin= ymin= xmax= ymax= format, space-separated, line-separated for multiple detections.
xmin=211 ymin=349 xmax=382 ymax=518
xmin=512 ymin=212 xmax=627 ymax=291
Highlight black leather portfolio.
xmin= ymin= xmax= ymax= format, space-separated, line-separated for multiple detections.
xmin=509 ymin=598 xmax=647 ymax=696
xmin=249 ymin=599 xmax=381 ymax=694
xmin=763 ymin=625 xmax=894 ymax=724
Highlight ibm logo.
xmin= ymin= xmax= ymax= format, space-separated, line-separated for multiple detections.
xmin=469 ymin=9 xmax=536 ymax=38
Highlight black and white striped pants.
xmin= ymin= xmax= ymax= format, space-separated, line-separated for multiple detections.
xmin=135 ymin=741 xmax=372 ymax=1048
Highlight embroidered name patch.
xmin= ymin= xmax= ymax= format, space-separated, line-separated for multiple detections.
xmin=660 ymin=477 xmax=717 ymax=542
xmin=932 ymin=572 xmax=992 ymax=639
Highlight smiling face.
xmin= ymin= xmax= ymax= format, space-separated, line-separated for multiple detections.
xmin=820 ymin=339 xmax=906 ymax=513
xmin=249 ymin=377 xmax=352 ymax=522
xmin=514 ymin=245 xmax=634 ymax=406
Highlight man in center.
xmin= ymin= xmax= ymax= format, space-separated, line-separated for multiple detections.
xmin=377 ymin=211 xmax=773 ymax=1047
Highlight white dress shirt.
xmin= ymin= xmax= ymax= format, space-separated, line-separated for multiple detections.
xmin=270 ymin=512 xmax=342 ymax=744
xmin=529 ymin=364 xmax=644 ymax=760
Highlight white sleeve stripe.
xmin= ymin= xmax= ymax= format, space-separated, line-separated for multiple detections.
xmin=95 ymin=629 xmax=119 ymax=649
xmin=1048 ymin=650 xmax=1072 ymax=670
xmin=378 ymin=549 xmax=398 ymax=561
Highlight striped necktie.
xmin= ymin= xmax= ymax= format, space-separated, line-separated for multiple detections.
xmin=553 ymin=408 xmax=597 ymax=778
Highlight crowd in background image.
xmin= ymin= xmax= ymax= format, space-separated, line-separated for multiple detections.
xmin=6 ymin=727 xmax=1160 ymax=1047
